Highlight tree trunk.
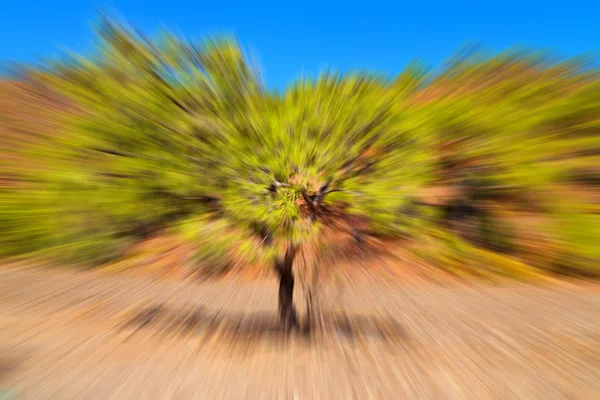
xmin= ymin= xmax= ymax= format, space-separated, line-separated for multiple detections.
xmin=305 ymin=283 xmax=324 ymax=334
xmin=275 ymin=245 xmax=298 ymax=332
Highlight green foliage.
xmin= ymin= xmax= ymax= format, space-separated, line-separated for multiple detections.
xmin=1 ymin=16 xmax=598 ymax=277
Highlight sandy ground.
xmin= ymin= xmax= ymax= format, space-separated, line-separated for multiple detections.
xmin=0 ymin=265 xmax=599 ymax=399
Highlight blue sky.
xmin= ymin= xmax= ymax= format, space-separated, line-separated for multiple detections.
xmin=1 ymin=1 xmax=597 ymax=89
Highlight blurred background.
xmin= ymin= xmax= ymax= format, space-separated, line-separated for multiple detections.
xmin=0 ymin=1 xmax=599 ymax=399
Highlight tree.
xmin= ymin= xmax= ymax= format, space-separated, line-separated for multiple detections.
xmin=408 ymin=49 xmax=600 ymax=277
xmin=9 ymin=17 xmax=434 ymax=331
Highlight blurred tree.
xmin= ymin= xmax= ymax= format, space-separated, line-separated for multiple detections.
xmin=6 ymin=17 xmax=433 ymax=331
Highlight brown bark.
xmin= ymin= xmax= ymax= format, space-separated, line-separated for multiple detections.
xmin=275 ymin=244 xmax=298 ymax=332
xmin=305 ymin=283 xmax=324 ymax=334
xmin=301 ymin=246 xmax=325 ymax=335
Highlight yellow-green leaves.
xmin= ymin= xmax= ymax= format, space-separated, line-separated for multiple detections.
xmin=2 ymin=16 xmax=598 ymax=277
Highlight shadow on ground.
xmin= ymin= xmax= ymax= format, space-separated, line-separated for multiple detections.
xmin=119 ymin=304 xmax=407 ymax=347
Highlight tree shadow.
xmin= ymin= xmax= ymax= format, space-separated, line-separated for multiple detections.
xmin=119 ymin=304 xmax=407 ymax=347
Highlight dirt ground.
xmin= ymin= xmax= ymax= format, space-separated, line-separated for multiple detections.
xmin=0 ymin=265 xmax=599 ymax=399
